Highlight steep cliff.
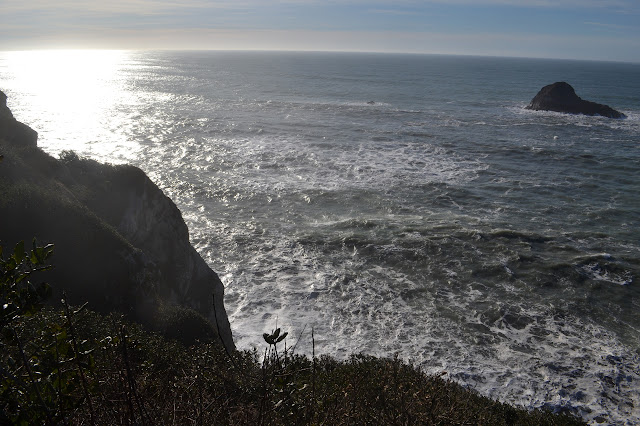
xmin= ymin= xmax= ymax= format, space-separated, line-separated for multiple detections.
xmin=0 ymin=90 xmax=233 ymax=350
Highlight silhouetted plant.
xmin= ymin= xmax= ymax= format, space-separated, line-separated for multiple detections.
xmin=0 ymin=239 xmax=53 ymax=328
xmin=59 ymin=149 xmax=80 ymax=164
xmin=0 ymin=239 xmax=57 ymax=424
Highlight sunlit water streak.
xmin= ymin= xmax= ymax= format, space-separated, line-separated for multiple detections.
xmin=0 ymin=50 xmax=143 ymax=161
xmin=1 ymin=50 xmax=640 ymax=424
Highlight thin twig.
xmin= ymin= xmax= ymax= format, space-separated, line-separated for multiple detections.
xmin=288 ymin=323 xmax=308 ymax=355
xmin=212 ymin=293 xmax=255 ymax=382
xmin=62 ymin=296 xmax=96 ymax=425
xmin=258 ymin=346 xmax=269 ymax=426
xmin=54 ymin=329 xmax=64 ymax=421
xmin=11 ymin=327 xmax=55 ymax=424
xmin=312 ymin=327 xmax=316 ymax=422
xmin=120 ymin=324 xmax=150 ymax=425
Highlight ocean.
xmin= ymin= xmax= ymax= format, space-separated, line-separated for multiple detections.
xmin=1 ymin=50 xmax=639 ymax=424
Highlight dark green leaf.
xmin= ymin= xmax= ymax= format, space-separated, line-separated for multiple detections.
xmin=263 ymin=333 xmax=275 ymax=345
xmin=276 ymin=332 xmax=288 ymax=343
xmin=13 ymin=241 xmax=25 ymax=263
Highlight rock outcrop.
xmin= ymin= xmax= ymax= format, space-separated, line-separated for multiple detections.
xmin=525 ymin=82 xmax=626 ymax=119
xmin=0 ymin=90 xmax=38 ymax=147
xmin=0 ymin=89 xmax=233 ymax=350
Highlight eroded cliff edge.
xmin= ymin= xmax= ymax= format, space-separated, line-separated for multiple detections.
xmin=0 ymin=90 xmax=234 ymax=350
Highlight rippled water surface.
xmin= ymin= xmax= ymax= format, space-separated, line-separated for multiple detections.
xmin=1 ymin=51 xmax=639 ymax=424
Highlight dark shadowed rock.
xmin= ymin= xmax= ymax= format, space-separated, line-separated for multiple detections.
xmin=0 ymin=89 xmax=38 ymax=147
xmin=525 ymin=82 xmax=625 ymax=119
xmin=0 ymin=90 xmax=10 ymax=118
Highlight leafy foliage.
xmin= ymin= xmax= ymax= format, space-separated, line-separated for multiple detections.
xmin=0 ymin=239 xmax=53 ymax=327
xmin=263 ymin=327 xmax=288 ymax=346
xmin=153 ymin=302 xmax=219 ymax=346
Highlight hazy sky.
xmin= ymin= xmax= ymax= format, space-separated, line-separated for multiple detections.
xmin=1 ymin=0 xmax=639 ymax=62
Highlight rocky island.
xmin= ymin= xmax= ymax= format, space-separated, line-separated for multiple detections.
xmin=526 ymin=81 xmax=626 ymax=118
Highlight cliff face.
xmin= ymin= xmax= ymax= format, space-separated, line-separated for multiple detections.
xmin=0 ymin=90 xmax=233 ymax=350
xmin=61 ymin=155 xmax=233 ymax=348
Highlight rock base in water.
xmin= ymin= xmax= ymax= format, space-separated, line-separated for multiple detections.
xmin=525 ymin=82 xmax=625 ymax=119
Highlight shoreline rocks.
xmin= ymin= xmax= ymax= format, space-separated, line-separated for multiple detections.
xmin=525 ymin=82 xmax=626 ymax=119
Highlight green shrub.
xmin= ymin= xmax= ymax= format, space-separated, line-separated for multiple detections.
xmin=153 ymin=303 xmax=219 ymax=346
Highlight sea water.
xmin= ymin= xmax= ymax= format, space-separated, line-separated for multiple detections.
xmin=1 ymin=51 xmax=639 ymax=424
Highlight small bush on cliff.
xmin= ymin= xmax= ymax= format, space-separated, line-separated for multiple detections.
xmin=0 ymin=239 xmax=53 ymax=328
xmin=153 ymin=302 xmax=219 ymax=346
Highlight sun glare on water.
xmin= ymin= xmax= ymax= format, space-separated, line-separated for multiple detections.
xmin=1 ymin=49 xmax=136 ymax=161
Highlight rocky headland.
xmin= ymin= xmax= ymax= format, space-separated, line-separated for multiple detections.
xmin=526 ymin=81 xmax=626 ymax=118
xmin=0 ymin=89 xmax=233 ymax=350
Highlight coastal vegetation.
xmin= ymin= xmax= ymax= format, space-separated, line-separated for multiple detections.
xmin=1 ymin=241 xmax=586 ymax=424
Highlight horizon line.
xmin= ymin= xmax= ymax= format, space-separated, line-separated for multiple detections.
xmin=2 ymin=47 xmax=639 ymax=65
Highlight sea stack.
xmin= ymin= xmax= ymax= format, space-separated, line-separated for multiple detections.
xmin=525 ymin=82 xmax=626 ymax=119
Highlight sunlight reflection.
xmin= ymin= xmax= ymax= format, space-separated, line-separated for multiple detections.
xmin=0 ymin=50 xmax=139 ymax=162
